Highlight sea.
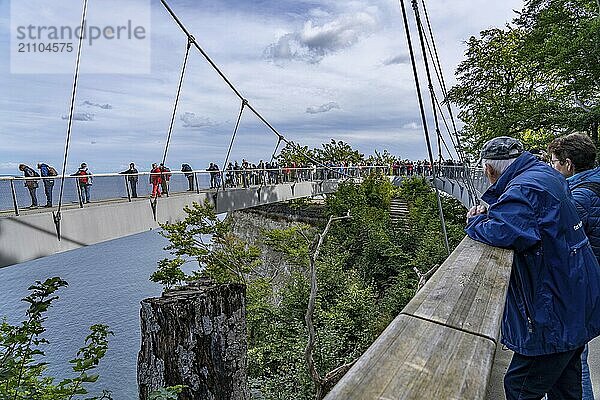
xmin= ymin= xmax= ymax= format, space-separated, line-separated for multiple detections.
xmin=0 ymin=220 xmax=209 ymax=399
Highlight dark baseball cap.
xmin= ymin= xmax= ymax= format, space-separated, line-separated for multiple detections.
xmin=480 ymin=136 xmax=524 ymax=160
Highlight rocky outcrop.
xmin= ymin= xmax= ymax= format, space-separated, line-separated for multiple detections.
xmin=138 ymin=280 xmax=248 ymax=400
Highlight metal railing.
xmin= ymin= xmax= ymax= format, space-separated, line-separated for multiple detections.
xmin=435 ymin=165 xmax=490 ymax=196
xmin=0 ymin=166 xmax=393 ymax=216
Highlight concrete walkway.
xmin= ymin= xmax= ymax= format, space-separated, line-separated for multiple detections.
xmin=486 ymin=337 xmax=600 ymax=398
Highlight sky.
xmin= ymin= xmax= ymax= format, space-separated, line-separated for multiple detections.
xmin=0 ymin=0 xmax=524 ymax=175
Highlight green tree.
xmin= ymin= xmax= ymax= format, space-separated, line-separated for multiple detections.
xmin=315 ymin=140 xmax=364 ymax=164
xmin=0 ymin=277 xmax=113 ymax=400
xmin=151 ymin=199 xmax=261 ymax=286
xmin=366 ymin=149 xmax=397 ymax=166
xmin=516 ymin=0 xmax=600 ymax=140
xmin=448 ymin=0 xmax=600 ymax=154
xmin=277 ymin=141 xmax=315 ymax=165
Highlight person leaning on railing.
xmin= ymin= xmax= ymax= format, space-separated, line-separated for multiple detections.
xmin=548 ymin=133 xmax=600 ymax=400
xmin=466 ymin=136 xmax=600 ymax=400
xmin=18 ymin=163 xmax=39 ymax=208
xmin=37 ymin=162 xmax=56 ymax=207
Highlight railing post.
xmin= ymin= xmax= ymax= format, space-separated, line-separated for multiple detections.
xmin=76 ymin=182 xmax=84 ymax=208
xmin=10 ymin=179 xmax=19 ymax=216
xmin=194 ymin=172 xmax=200 ymax=194
xmin=124 ymin=175 xmax=131 ymax=202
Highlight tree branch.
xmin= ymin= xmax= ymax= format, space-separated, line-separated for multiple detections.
xmin=304 ymin=211 xmax=351 ymax=399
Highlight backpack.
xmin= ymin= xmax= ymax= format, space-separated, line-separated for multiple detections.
xmin=47 ymin=166 xmax=58 ymax=176
xmin=77 ymin=169 xmax=89 ymax=184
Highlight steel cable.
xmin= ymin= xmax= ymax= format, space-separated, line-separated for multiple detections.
xmin=158 ymin=0 xmax=353 ymax=180
xmin=54 ymin=0 xmax=89 ymax=240
xmin=398 ymin=0 xmax=450 ymax=255
xmin=219 ymin=99 xmax=247 ymax=191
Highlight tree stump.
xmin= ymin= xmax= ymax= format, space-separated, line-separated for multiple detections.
xmin=138 ymin=279 xmax=248 ymax=400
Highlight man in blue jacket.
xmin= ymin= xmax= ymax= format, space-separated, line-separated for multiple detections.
xmin=466 ymin=136 xmax=600 ymax=400
xmin=549 ymin=133 xmax=600 ymax=399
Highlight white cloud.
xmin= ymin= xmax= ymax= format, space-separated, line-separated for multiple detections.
xmin=61 ymin=113 xmax=95 ymax=121
xmin=0 ymin=0 xmax=525 ymax=175
xmin=264 ymin=12 xmax=378 ymax=63
xmin=180 ymin=112 xmax=218 ymax=129
xmin=383 ymin=54 xmax=409 ymax=65
xmin=306 ymin=102 xmax=340 ymax=114
xmin=82 ymin=100 xmax=113 ymax=110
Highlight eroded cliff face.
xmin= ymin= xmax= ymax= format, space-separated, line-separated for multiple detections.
xmin=138 ymin=280 xmax=248 ymax=400
xmin=230 ymin=204 xmax=323 ymax=291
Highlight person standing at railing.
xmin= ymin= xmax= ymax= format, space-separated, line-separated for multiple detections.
xmin=466 ymin=136 xmax=600 ymax=400
xmin=207 ymin=163 xmax=219 ymax=189
xmin=548 ymin=133 xmax=600 ymax=400
xmin=258 ymin=160 xmax=266 ymax=185
xmin=181 ymin=163 xmax=194 ymax=191
xmin=150 ymin=163 xmax=162 ymax=198
xmin=225 ymin=162 xmax=234 ymax=188
xmin=241 ymin=159 xmax=250 ymax=188
xmin=18 ymin=164 xmax=39 ymax=208
xmin=159 ymin=163 xmax=171 ymax=195
xmin=37 ymin=162 xmax=57 ymax=207
xmin=73 ymin=163 xmax=92 ymax=204
xmin=120 ymin=163 xmax=139 ymax=198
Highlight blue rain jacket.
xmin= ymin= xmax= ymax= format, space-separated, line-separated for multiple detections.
xmin=568 ymin=166 xmax=600 ymax=261
xmin=466 ymin=152 xmax=600 ymax=356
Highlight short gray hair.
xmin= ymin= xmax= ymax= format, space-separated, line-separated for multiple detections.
xmin=482 ymin=158 xmax=517 ymax=176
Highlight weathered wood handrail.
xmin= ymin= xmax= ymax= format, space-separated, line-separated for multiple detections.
xmin=325 ymin=236 xmax=513 ymax=399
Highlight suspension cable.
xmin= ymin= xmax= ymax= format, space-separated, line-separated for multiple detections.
xmin=270 ymin=135 xmax=283 ymax=164
xmin=220 ymin=99 xmax=247 ymax=190
xmin=53 ymin=0 xmax=89 ymax=240
xmin=417 ymin=0 xmax=480 ymax=206
xmin=399 ymin=0 xmax=450 ymax=255
xmin=158 ymin=0 xmax=353 ymax=180
xmin=161 ymin=36 xmax=193 ymax=166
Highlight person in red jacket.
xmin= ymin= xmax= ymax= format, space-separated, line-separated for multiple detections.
xmin=150 ymin=163 xmax=162 ymax=198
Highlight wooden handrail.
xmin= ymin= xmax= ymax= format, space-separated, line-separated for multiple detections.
xmin=324 ymin=236 xmax=513 ymax=399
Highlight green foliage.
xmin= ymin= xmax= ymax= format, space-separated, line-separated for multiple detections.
xmin=0 ymin=278 xmax=113 ymax=400
xmin=248 ymin=175 xmax=464 ymax=399
xmin=448 ymin=0 xmax=600 ymax=155
xmin=366 ymin=149 xmax=397 ymax=166
xmin=152 ymin=199 xmax=262 ymax=286
xmin=277 ymin=142 xmax=315 ymax=165
xmin=148 ymin=385 xmax=186 ymax=400
xmin=394 ymin=178 xmax=465 ymax=273
xmin=315 ymin=139 xmax=364 ymax=164
xmin=151 ymin=257 xmax=187 ymax=289
xmin=262 ymin=225 xmax=312 ymax=270
xmin=277 ymin=139 xmax=367 ymax=165
xmin=152 ymin=171 xmax=465 ymax=400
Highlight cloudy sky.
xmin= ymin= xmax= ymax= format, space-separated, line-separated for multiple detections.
xmin=0 ymin=0 xmax=523 ymax=175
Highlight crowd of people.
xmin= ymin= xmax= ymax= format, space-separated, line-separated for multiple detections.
xmin=12 ymin=158 xmax=445 ymax=208
xmin=12 ymin=157 xmax=475 ymax=208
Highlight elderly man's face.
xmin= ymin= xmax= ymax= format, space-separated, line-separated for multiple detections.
xmin=484 ymin=164 xmax=501 ymax=185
